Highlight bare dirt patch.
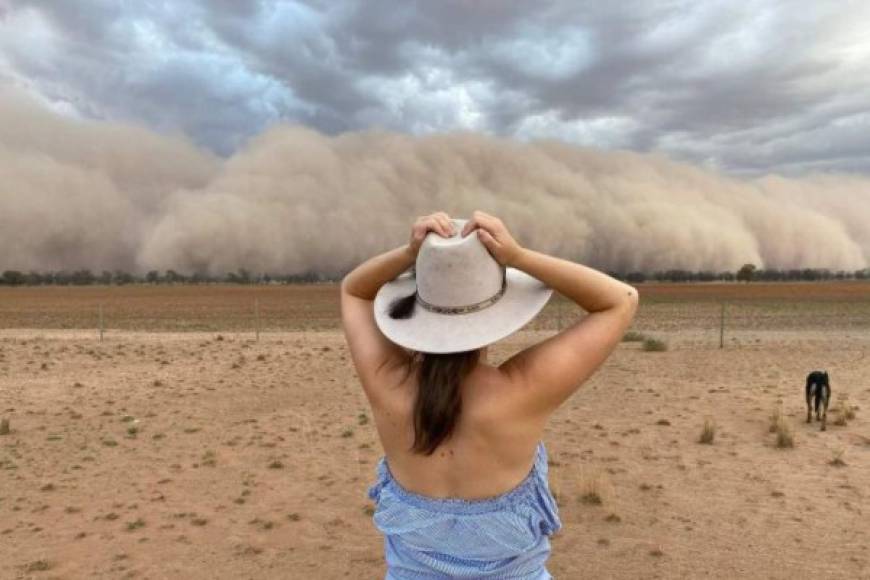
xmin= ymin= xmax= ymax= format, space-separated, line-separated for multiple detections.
xmin=1 ymin=283 xmax=869 ymax=578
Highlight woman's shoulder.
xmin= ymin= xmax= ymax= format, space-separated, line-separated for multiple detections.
xmin=463 ymin=362 xmax=553 ymax=427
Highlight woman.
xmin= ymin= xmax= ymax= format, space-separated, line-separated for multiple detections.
xmin=340 ymin=210 xmax=639 ymax=579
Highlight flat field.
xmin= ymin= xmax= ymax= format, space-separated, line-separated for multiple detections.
xmin=1 ymin=282 xmax=869 ymax=579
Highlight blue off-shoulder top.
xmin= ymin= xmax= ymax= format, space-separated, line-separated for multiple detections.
xmin=366 ymin=441 xmax=562 ymax=579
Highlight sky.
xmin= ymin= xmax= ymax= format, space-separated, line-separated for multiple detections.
xmin=1 ymin=0 xmax=869 ymax=275
xmin=2 ymin=0 xmax=870 ymax=177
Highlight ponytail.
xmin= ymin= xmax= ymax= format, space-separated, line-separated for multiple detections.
xmin=387 ymin=292 xmax=481 ymax=455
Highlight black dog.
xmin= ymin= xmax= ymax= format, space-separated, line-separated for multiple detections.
xmin=805 ymin=370 xmax=831 ymax=431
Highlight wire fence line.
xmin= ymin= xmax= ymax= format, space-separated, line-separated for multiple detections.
xmin=2 ymin=289 xmax=869 ymax=343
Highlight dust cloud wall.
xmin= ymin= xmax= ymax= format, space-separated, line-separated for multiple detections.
xmin=1 ymin=89 xmax=868 ymax=276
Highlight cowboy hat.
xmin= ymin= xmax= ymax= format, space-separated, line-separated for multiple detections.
xmin=374 ymin=218 xmax=553 ymax=353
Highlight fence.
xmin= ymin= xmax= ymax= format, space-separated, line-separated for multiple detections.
xmin=2 ymin=284 xmax=869 ymax=343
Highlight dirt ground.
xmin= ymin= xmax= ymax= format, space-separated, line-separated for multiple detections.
xmin=1 ymin=283 xmax=869 ymax=579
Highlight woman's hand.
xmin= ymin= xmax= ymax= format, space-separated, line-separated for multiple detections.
xmin=408 ymin=212 xmax=455 ymax=258
xmin=460 ymin=210 xmax=524 ymax=267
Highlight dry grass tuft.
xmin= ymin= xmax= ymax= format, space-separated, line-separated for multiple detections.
xmin=829 ymin=447 xmax=847 ymax=467
xmin=832 ymin=397 xmax=856 ymax=426
xmin=578 ymin=471 xmax=608 ymax=506
xmin=769 ymin=405 xmax=784 ymax=433
xmin=622 ymin=331 xmax=646 ymax=342
xmin=774 ymin=415 xmax=794 ymax=449
xmin=642 ymin=337 xmax=668 ymax=352
xmin=699 ymin=418 xmax=716 ymax=444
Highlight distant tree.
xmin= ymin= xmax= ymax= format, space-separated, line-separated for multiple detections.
xmin=165 ymin=270 xmax=185 ymax=284
xmin=52 ymin=270 xmax=72 ymax=285
xmin=146 ymin=270 xmax=160 ymax=284
xmin=626 ymin=271 xmax=646 ymax=283
xmin=99 ymin=270 xmax=113 ymax=285
xmin=24 ymin=271 xmax=45 ymax=285
xmin=1 ymin=270 xmax=25 ymax=286
xmin=736 ymin=263 xmax=756 ymax=283
xmin=113 ymin=270 xmax=134 ymax=285
xmin=801 ymin=268 xmax=819 ymax=281
xmin=71 ymin=269 xmax=96 ymax=285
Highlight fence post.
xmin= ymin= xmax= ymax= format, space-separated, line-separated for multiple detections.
xmin=254 ymin=298 xmax=260 ymax=342
xmin=719 ymin=302 xmax=725 ymax=349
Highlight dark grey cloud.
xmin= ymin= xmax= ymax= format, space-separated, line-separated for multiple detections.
xmin=1 ymin=0 xmax=869 ymax=174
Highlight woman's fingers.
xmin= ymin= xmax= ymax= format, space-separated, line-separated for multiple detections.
xmin=414 ymin=211 xmax=457 ymax=241
xmin=461 ymin=216 xmax=479 ymax=237
xmin=461 ymin=211 xmax=498 ymax=238
xmin=427 ymin=215 xmax=452 ymax=237
xmin=437 ymin=215 xmax=454 ymax=236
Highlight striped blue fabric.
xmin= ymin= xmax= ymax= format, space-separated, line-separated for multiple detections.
xmin=367 ymin=441 xmax=562 ymax=579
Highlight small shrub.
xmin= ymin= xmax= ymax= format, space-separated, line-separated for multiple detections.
xmin=843 ymin=401 xmax=857 ymax=420
xmin=698 ymin=419 xmax=716 ymax=444
xmin=580 ymin=490 xmax=602 ymax=505
xmin=578 ymin=472 xmax=606 ymax=505
xmin=24 ymin=560 xmax=52 ymax=572
xmin=202 ymin=450 xmax=217 ymax=467
xmin=829 ymin=447 xmax=847 ymax=467
xmin=622 ymin=331 xmax=646 ymax=342
xmin=642 ymin=338 xmax=668 ymax=352
xmin=833 ymin=398 xmax=856 ymax=426
xmin=341 ymin=429 xmax=354 ymax=438
xmin=0 ymin=418 xmax=9 ymax=435
xmin=774 ymin=416 xmax=794 ymax=449
xmin=769 ymin=405 xmax=784 ymax=433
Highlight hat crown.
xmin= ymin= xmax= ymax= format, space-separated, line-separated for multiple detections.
xmin=415 ymin=218 xmax=505 ymax=309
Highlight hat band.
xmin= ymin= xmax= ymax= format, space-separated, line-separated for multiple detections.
xmin=416 ymin=274 xmax=507 ymax=315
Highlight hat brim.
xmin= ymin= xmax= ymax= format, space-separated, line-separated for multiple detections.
xmin=374 ymin=267 xmax=553 ymax=354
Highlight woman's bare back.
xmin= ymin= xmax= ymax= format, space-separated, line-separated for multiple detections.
xmin=370 ymin=358 xmax=549 ymax=500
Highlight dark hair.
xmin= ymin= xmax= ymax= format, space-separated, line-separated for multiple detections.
xmin=388 ymin=290 xmax=481 ymax=456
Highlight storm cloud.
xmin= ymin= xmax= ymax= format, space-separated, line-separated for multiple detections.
xmin=2 ymin=0 xmax=870 ymax=175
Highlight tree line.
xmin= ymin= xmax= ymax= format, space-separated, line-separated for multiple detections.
xmin=0 ymin=268 xmax=333 ymax=286
xmin=1 ymin=264 xmax=868 ymax=286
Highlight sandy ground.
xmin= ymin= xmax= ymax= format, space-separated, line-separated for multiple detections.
xmin=1 ymin=323 xmax=868 ymax=579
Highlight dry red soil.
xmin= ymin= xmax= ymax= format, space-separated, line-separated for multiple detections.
xmin=1 ymin=282 xmax=869 ymax=578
